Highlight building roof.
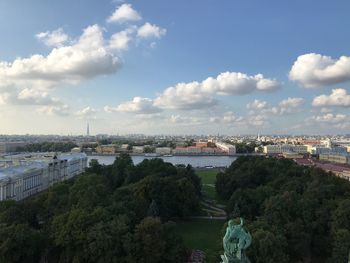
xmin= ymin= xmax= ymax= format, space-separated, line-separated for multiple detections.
xmin=0 ymin=153 xmax=87 ymax=182
xmin=0 ymin=161 xmax=47 ymax=181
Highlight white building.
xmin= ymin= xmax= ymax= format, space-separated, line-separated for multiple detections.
xmin=215 ymin=142 xmax=236 ymax=155
xmin=0 ymin=153 xmax=87 ymax=201
xmin=263 ymin=144 xmax=308 ymax=154
xmin=155 ymin=147 xmax=172 ymax=155
xmin=133 ymin=146 xmax=144 ymax=154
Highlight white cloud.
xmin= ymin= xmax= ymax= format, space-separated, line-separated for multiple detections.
xmin=169 ymin=115 xmax=203 ymax=125
xmin=0 ymin=88 xmax=62 ymax=106
xmin=320 ymin=107 xmax=333 ymax=113
xmin=312 ymin=88 xmax=350 ymax=107
xmin=246 ymin=99 xmax=268 ymax=110
xmin=202 ymin=72 xmax=280 ymax=95
xmin=36 ymin=28 xmax=69 ymax=47
xmin=107 ymin=97 xmax=161 ymax=114
xmin=134 ymin=113 xmax=164 ymax=120
xmin=36 ymin=104 xmax=70 ymax=116
xmin=248 ymin=115 xmax=267 ymax=126
xmin=107 ymin=3 xmax=141 ymax=23
xmin=154 ymin=81 xmax=218 ymax=110
xmin=109 ymin=29 xmax=133 ymax=51
xmin=0 ymin=24 xmax=121 ymax=90
xmin=278 ymin=97 xmax=304 ymax=114
xmin=137 ymin=23 xmax=166 ymax=39
xmin=246 ymin=97 xmax=304 ymax=116
xmin=209 ymin=117 xmax=221 ymax=123
xmin=312 ymin=113 xmax=347 ymax=123
xmin=289 ymin=53 xmax=350 ymax=88
xmin=223 ymin=112 xmax=244 ymax=123
xmin=76 ymin=106 xmax=97 ymax=119
xmin=153 ymin=72 xmax=280 ymax=110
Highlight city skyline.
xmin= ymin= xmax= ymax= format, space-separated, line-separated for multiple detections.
xmin=0 ymin=0 xmax=350 ymax=135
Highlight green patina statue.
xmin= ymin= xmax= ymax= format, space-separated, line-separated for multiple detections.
xmin=221 ymin=218 xmax=252 ymax=263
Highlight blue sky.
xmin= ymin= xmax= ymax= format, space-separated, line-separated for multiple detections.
xmin=0 ymin=0 xmax=349 ymax=135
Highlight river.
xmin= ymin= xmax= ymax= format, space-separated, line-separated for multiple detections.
xmin=87 ymin=155 xmax=237 ymax=168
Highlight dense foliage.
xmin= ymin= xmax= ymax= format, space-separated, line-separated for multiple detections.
xmin=17 ymin=141 xmax=78 ymax=153
xmin=216 ymin=156 xmax=350 ymax=263
xmin=0 ymin=154 xmax=201 ymax=262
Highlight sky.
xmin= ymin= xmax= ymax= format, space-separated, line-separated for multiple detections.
xmin=0 ymin=0 xmax=350 ymax=135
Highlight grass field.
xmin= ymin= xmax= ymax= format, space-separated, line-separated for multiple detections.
xmin=196 ymin=169 xmax=220 ymax=200
xmin=196 ymin=169 xmax=219 ymax=185
xmin=202 ymin=184 xmax=216 ymax=199
xmin=176 ymin=219 xmax=225 ymax=263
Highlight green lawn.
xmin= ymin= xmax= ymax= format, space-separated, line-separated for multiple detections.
xmin=196 ymin=169 xmax=220 ymax=201
xmin=176 ymin=219 xmax=225 ymax=263
xmin=202 ymin=184 xmax=216 ymax=199
xmin=196 ymin=169 xmax=219 ymax=185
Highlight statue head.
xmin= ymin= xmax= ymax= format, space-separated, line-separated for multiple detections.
xmin=228 ymin=218 xmax=243 ymax=228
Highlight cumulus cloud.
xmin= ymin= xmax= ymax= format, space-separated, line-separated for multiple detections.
xmin=36 ymin=104 xmax=70 ymax=116
xmin=320 ymin=107 xmax=333 ymax=113
xmin=106 ymin=97 xmax=162 ymax=114
xmin=209 ymin=117 xmax=221 ymax=123
xmin=107 ymin=3 xmax=141 ymax=23
xmin=223 ymin=112 xmax=244 ymax=123
xmin=137 ymin=23 xmax=166 ymax=39
xmin=289 ymin=53 xmax=350 ymax=88
xmin=154 ymin=82 xmax=218 ymax=110
xmin=109 ymin=28 xmax=134 ymax=51
xmin=246 ymin=97 xmax=304 ymax=116
xmin=76 ymin=106 xmax=97 ymax=119
xmin=248 ymin=115 xmax=268 ymax=126
xmin=202 ymin=72 xmax=280 ymax=95
xmin=0 ymin=24 xmax=121 ymax=90
xmin=312 ymin=113 xmax=347 ymax=123
xmin=278 ymin=97 xmax=304 ymax=114
xmin=0 ymin=88 xmax=62 ymax=106
xmin=246 ymin=99 xmax=268 ymax=110
xmin=153 ymin=72 xmax=280 ymax=110
xmin=312 ymin=88 xmax=350 ymax=107
xmin=169 ymin=115 xmax=203 ymax=125
xmin=36 ymin=28 xmax=69 ymax=47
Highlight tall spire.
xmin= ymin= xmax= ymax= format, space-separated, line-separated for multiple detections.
xmin=87 ymin=122 xmax=90 ymax=136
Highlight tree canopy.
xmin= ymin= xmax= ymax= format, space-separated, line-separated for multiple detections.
xmin=216 ymin=156 xmax=350 ymax=262
xmin=0 ymin=155 xmax=201 ymax=262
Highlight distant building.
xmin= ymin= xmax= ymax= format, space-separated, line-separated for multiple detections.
xmin=133 ymin=146 xmax=144 ymax=154
xmin=215 ymin=142 xmax=236 ymax=155
xmin=0 ymin=153 xmax=87 ymax=201
xmin=96 ymin=144 xmax=118 ymax=155
xmin=0 ymin=142 xmax=27 ymax=153
xmin=155 ymin=147 xmax=172 ymax=155
xmin=71 ymin=147 xmax=81 ymax=153
xmin=194 ymin=142 xmax=208 ymax=148
xmin=187 ymin=146 xmax=202 ymax=154
xmin=264 ymin=144 xmax=308 ymax=154
xmin=202 ymin=147 xmax=215 ymax=154
xmin=173 ymin=147 xmax=188 ymax=155
xmin=319 ymin=153 xmax=350 ymax=165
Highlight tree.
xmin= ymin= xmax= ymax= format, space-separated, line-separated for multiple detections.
xmin=330 ymin=229 xmax=350 ymax=263
xmin=133 ymin=217 xmax=166 ymax=263
xmin=0 ymin=224 xmax=45 ymax=263
xmin=87 ymin=159 xmax=102 ymax=174
xmin=248 ymin=229 xmax=289 ymax=263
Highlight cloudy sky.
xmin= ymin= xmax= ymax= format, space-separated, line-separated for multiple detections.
xmin=0 ymin=0 xmax=350 ymax=135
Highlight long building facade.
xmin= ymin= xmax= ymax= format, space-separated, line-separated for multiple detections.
xmin=0 ymin=153 xmax=87 ymax=201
